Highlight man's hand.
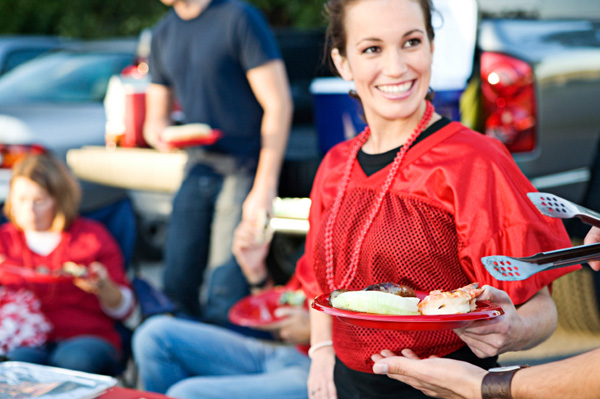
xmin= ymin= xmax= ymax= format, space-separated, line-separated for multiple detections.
xmin=584 ymin=226 xmax=600 ymax=271
xmin=371 ymin=349 xmax=485 ymax=399
xmin=232 ymin=218 xmax=270 ymax=286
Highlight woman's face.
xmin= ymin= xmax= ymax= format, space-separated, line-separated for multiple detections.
xmin=332 ymin=0 xmax=433 ymax=125
xmin=10 ymin=177 xmax=56 ymax=232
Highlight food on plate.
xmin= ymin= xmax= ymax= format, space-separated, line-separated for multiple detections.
xmin=329 ymin=282 xmax=484 ymax=316
xmin=418 ymin=283 xmax=484 ymax=315
xmin=330 ymin=283 xmax=420 ymax=315
xmin=278 ymin=289 xmax=306 ymax=306
xmin=161 ymin=123 xmax=213 ymax=143
xmin=61 ymin=261 xmax=88 ymax=277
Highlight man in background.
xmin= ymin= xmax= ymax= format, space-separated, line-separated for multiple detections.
xmin=144 ymin=0 xmax=292 ymax=318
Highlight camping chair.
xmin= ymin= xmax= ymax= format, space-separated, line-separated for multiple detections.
xmin=83 ymin=196 xmax=175 ymax=385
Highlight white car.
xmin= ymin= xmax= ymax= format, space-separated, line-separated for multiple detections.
xmin=0 ymin=39 xmax=138 ymax=210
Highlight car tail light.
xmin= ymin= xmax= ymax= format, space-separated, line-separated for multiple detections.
xmin=480 ymin=52 xmax=537 ymax=153
xmin=0 ymin=144 xmax=46 ymax=169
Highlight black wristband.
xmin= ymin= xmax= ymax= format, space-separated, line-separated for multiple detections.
xmin=481 ymin=365 xmax=528 ymax=399
xmin=249 ymin=273 xmax=270 ymax=289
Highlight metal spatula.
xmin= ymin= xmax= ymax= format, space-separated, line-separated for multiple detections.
xmin=527 ymin=192 xmax=600 ymax=227
xmin=481 ymin=242 xmax=600 ymax=281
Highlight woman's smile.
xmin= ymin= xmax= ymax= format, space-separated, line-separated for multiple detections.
xmin=376 ymin=80 xmax=415 ymax=97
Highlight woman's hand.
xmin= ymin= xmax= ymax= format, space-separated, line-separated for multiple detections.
xmin=73 ymin=262 xmax=122 ymax=308
xmin=72 ymin=262 xmax=109 ymax=294
xmin=255 ymin=306 xmax=310 ymax=345
xmin=308 ymin=346 xmax=337 ymax=399
xmin=454 ymin=285 xmax=556 ymax=357
xmin=371 ymin=349 xmax=485 ymax=399
xmin=453 ymin=285 xmax=523 ymax=357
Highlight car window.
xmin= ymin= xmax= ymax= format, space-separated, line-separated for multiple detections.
xmin=0 ymin=52 xmax=133 ymax=103
xmin=0 ymin=49 xmax=52 ymax=75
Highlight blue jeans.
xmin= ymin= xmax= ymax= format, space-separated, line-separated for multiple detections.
xmin=7 ymin=336 xmax=120 ymax=375
xmin=132 ymin=315 xmax=310 ymax=399
xmin=163 ymin=162 xmax=252 ymax=318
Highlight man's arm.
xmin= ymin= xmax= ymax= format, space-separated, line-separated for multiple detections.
xmin=143 ymin=83 xmax=175 ymax=151
xmin=372 ymin=347 xmax=600 ymax=399
xmin=243 ymin=59 xmax=292 ymax=223
xmin=512 ymin=347 xmax=600 ymax=398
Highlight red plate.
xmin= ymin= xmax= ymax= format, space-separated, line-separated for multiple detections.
xmin=228 ymin=287 xmax=292 ymax=327
xmin=159 ymin=129 xmax=222 ymax=150
xmin=0 ymin=264 xmax=74 ymax=284
xmin=312 ymin=291 xmax=504 ymax=331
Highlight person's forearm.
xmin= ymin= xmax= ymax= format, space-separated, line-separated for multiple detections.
xmin=310 ymin=307 xmax=333 ymax=346
xmin=251 ymin=100 xmax=292 ymax=203
xmin=512 ymin=348 xmax=600 ymax=399
xmin=143 ymin=117 xmax=170 ymax=149
xmin=143 ymin=83 xmax=174 ymax=149
xmin=97 ymin=279 xmax=123 ymax=309
xmin=245 ymin=60 xmax=292 ymax=209
xmin=513 ymin=287 xmax=557 ymax=351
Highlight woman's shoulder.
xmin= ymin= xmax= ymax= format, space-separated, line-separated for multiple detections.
xmin=0 ymin=221 xmax=16 ymax=233
xmin=439 ymin=122 xmax=513 ymax=160
xmin=322 ymin=137 xmax=358 ymax=164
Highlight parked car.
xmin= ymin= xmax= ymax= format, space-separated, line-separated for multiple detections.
xmin=470 ymin=0 xmax=600 ymax=237
xmin=0 ymin=38 xmax=139 ymax=211
xmin=0 ymin=35 xmax=66 ymax=76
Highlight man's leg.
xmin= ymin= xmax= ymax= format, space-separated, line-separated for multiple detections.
xmin=162 ymin=163 xmax=223 ymax=318
xmin=132 ymin=315 xmax=276 ymax=394
xmin=166 ymin=345 xmax=310 ymax=399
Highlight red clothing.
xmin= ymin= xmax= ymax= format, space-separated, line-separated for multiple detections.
xmin=297 ymin=122 xmax=579 ymax=372
xmin=0 ymin=218 xmax=133 ymax=351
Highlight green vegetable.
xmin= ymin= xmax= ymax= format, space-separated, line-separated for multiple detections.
xmin=279 ymin=290 xmax=306 ymax=306
xmin=331 ymin=290 xmax=420 ymax=315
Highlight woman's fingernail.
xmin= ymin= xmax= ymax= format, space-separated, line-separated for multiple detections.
xmin=373 ymin=363 xmax=388 ymax=374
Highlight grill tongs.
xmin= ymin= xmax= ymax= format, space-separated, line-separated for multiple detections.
xmin=482 ymin=242 xmax=600 ymax=281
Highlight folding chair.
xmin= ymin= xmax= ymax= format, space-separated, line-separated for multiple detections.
xmin=83 ymin=197 xmax=175 ymax=385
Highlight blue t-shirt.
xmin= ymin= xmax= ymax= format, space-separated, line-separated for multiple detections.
xmin=150 ymin=0 xmax=281 ymax=162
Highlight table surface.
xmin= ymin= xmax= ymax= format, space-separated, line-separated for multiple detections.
xmin=98 ymin=387 xmax=173 ymax=399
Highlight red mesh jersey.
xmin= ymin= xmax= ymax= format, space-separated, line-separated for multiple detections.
xmin=297 ymin=122 xmax=580 ymax=373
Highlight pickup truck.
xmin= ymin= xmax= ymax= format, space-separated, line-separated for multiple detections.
xmin=470 ymin=0 xmax=600 ymax=239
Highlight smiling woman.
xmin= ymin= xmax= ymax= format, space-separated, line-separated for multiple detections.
xmin=295 ymin=1 xmax=580 ymax=399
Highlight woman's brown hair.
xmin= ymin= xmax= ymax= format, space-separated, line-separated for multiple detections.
xmin=324 ymin=0 xmax=435 ymax=59
xmin=4 ymin=153 xmax=81 ymax=231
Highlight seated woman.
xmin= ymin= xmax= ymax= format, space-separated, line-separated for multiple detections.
xmin=0 ymin=153 xmax=135 ymax=375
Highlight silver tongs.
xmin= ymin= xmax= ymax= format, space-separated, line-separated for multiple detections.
xmin=482 ymin=192 xmax=600 ymax=281
xmin=527 ymin=192 xmax=600 ymax=228
xmin=482 ymin=242 xmax=600 ymax=281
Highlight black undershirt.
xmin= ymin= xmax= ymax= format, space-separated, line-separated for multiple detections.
xmin=357 ymin=116 xmax=451 ymax=177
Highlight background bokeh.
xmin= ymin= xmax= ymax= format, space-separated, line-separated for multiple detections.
xmin=0 ymin=0 xmax=326 ymax=38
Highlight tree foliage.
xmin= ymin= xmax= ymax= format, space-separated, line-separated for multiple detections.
xmin=0 ymin=0 xmax=326 ymax=38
